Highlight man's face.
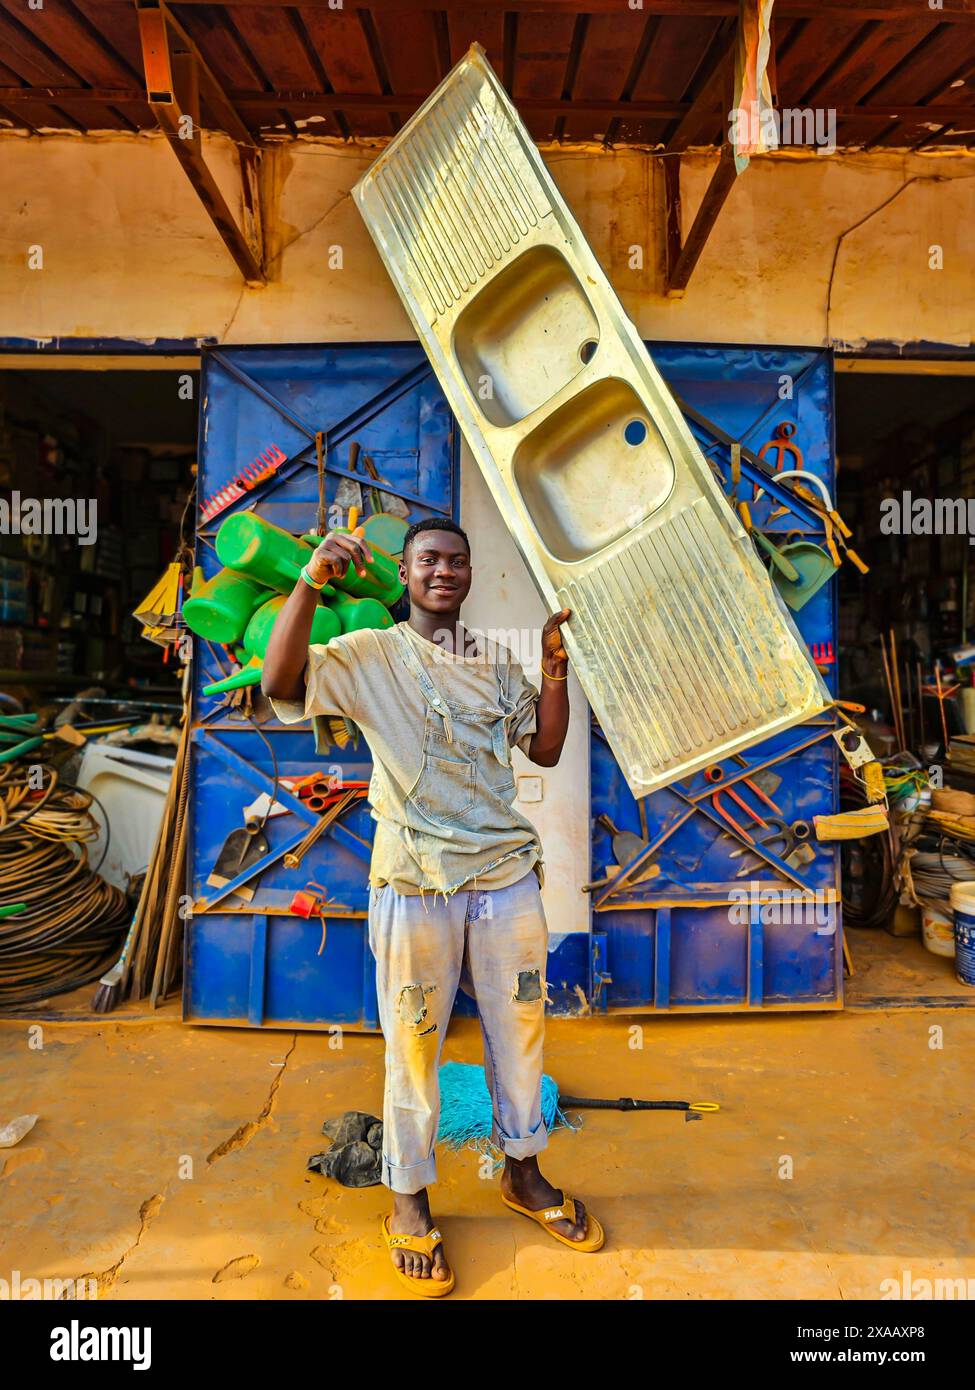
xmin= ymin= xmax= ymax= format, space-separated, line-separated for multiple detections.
xmin=399 ymin=529 xmax=472 ymax=614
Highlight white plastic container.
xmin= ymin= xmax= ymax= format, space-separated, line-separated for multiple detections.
xmin=921 ymin=904 xmax=955 ymax=958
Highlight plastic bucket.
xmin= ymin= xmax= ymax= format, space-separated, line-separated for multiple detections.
xmin=921 ymin=904 xmax=955 ymax=958
xmin=949 ymin=883 xmax=975 ymax=987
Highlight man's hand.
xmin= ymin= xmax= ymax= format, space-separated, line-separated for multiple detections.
xmin=308 ymin=530 xmax=373 ymax=585
xmin=529 ymin=608 xmax=571 ymax=767
xmin=541 ymin=608 xmax=571 ymax=680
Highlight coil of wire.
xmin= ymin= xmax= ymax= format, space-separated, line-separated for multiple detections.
xmin=908 ymin=846 xmax=975 ymax=912
xmin=0 ymin=765 xmax=130 ymax=1007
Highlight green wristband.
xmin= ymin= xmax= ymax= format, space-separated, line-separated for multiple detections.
xmin=299 ymin=564 xmax=327 ymax=591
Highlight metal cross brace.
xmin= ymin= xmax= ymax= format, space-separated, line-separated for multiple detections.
xmin=675 ymin=393 xmax=826 ymax=532
xmin=199 ymin=350 xmax=451 ymax=531
xmin=191 ymin=728 xmax=372 ymax=912
xmin=593 ymin=722 xmax=836 ymax=906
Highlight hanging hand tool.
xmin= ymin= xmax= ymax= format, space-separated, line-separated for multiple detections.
xmin=284 ymin=788 xmax=359 ymax=870
xmin=738 ymin=501 xmax=801 ymax=582
xmin=729 ymin=817 xmax=812 ymax=876
xmin=731 ymin=757 xmax=783 ymax=814
xmin=768 ymin=532 xmax=838 ymax=611
xmin=361 ymin=452 xmax=410 ymax=520
xmin=200 ymin=445 xmax=287 ymax=524
xmin=705 ymin=766 xmax=769 ymax=842
xmin=334 ymin=440 xmax=365 ymax=514
xmin=597 ymin=814 xmax=649 ymax=868
xmin=594 ymin=813 xmax=664 ymax=887
xmin=758 ymin=420 xmax=804 ymax=477
xmin=206 ymin=817 xmax=271 ymax=903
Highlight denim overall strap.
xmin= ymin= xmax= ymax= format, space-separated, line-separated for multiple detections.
xmin=391 ymin=626 xmax=453 ymax=743
xmin=492 ymin=640 xmax=517 ymax=768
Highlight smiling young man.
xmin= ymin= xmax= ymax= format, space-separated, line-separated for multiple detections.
xmin=262 ymin=516 xmax=604 ymax=1296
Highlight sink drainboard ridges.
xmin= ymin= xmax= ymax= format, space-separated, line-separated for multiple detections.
xmin=626 ymin=520 xmax=745 ymax=741
xmin=372 ymin=85 xmax=540 ymax=315
xmin=560 ymin=506 xmax=808 ymax=776
xmin=660 ymin=507 xmax=789 ymax=720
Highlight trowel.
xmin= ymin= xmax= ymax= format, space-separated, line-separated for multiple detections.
xmin=596 ymin=814 xmax=657 ymax=880
xmin=206 ymin=818 xmax=270 ymax=903
xmin=361 ymin=452 xmax=410 ymax=520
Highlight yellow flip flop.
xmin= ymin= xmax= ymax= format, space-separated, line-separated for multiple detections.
xmin=381 ymin=1214 xmax=456 ymax=1298
xmin=501 ymin=1191 xmax=605 ymax=1252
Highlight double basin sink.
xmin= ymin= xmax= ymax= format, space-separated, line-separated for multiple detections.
xmin=353 ymin=45 xmax=827 ymax=796
xmin=454 ymin=244 xmax=675 ymax=563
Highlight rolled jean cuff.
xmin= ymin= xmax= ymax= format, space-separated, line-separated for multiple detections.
xmin=382 ymin=1152 xmax=438 ymax=1194
xmin=492 ymin=1121 xmax=548 ymax=1161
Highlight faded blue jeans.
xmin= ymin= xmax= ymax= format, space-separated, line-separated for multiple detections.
xmin=367 ymin=870 xmax=549 ymax=1194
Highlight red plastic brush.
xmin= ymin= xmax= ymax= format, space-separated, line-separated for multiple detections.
xmin=200 ymin=445 xmax=287 ymax=524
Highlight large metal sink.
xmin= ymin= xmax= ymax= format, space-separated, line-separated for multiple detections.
xmin=354 ymin=45 xmax=828 ymax=798
xmin=453 ymin=245 xmax=599 ymax=427
xmin=512 ymin=378 xmax=674 ymax=562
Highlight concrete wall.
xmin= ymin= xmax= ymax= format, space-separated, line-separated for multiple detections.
xmin=1 ymin=134 xmax=972 ymax=349
xmin=2 ymin=132 xmax=973 ymax=934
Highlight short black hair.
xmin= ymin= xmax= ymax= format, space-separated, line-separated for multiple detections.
xmin=403 ymin=517 xmax=470 ymax=560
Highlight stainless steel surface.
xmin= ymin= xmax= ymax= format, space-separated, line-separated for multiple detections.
xmin=353 ymin=45 xmax=829 ymax=797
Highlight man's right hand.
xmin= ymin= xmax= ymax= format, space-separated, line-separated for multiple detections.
xmin=307 ymin=530 xmax=374 ymax=584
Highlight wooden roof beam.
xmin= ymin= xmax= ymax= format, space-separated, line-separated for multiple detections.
xmin=664 ymin=144 xmax=738 ymax=295
xmin=666 ymin=20 xmax=737 ymax=153
xmin=93 ymin=1 xmax=975 ymax=21
xmin=135 ymin=0 xmax=265 ymax=284
xmin=4 ymin=88 xmax=975 ymax=124
xmin=3 ymin=85 xmax=974 ymax=130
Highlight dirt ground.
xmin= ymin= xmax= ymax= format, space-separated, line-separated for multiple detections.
xmin=2 ymin=984 xmax=974 ymax=1302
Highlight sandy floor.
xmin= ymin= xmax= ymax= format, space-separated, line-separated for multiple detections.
xmin=2 ymin=994 xmax=974 ymax=1301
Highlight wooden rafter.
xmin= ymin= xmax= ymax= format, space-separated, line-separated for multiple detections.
xmin=135 ymin=0 xmax=265 ymax=284
xmin=666 ymin=20 xmax=737 ymax=153
xmin=664 ymin=144 xmax=738 ymax=295
xmin=2 ymin=86 xmax=974 ymax=129
xmin=1 ymin=87 xmax=972 ymax=130
xmin=94 ymin=0 xmax=975 ymax=20
xmin=663 ymin=17 xmax=738 ymax=296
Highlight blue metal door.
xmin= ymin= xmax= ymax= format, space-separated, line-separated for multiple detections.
xmin=590 ymin=345 xmax=842 ymax=1013
xmin=184 ymin=345 xmax=457 ymax=1029
xmin=184 ymin=341 xmax=840 ymax=1027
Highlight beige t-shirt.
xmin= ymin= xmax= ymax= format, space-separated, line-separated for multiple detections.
xmin=269 ymin=622 xmax=543 ymax=895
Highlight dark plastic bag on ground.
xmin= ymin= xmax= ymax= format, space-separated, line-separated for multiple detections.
xmin=308 ymin=1110 xmax=383 ymax=1187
